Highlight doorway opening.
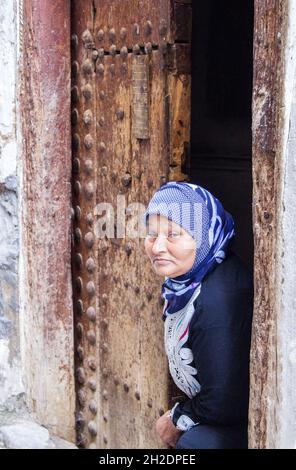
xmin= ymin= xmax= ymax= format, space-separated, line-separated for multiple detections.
xmin=189 ymin=0 xmax=254 ymax=269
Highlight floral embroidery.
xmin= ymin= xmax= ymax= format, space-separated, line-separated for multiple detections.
xmin=164 ymin=285 xmax=201 ymax=399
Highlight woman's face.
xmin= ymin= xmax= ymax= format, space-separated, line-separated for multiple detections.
xmin=144 ymin=214 xmax=196 ymax=278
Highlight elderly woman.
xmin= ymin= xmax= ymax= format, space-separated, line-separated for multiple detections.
xmin=143 ymin=182 xmax=253 ymax=449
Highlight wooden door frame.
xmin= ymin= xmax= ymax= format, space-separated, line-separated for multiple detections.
xmin=19 ymin=0 xmax=288 ymax=447
xmin=249 ymin=0 xmax=289 ymax=448
xmin=19 ymin=0 xmax=74 ymax=440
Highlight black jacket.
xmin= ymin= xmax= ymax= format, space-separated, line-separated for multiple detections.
xmin=170 ymin=250 xmax=254 ymax=428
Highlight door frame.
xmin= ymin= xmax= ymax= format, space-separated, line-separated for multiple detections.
xmin=19 ymin=0 xmax=288 ymax=447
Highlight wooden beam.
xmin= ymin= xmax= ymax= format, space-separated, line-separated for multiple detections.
xmin=250 ymin=0 xmax=288 ymax=448
xmin=19 ymin=0 xmax=75 ymax=440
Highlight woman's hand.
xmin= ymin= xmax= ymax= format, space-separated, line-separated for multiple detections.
xmin=155 ymin=410 xmax=183 ymax=448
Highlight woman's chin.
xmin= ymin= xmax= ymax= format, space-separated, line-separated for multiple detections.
xmin=153 ymin=265 xmax=176 ymax=277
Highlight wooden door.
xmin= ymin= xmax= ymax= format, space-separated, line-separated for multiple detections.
xmin=71 ymin=0 xmax=191 ymax=448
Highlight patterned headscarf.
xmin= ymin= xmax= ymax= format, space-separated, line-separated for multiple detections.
xmin=144 ymin=182 xmax=235 ymax=317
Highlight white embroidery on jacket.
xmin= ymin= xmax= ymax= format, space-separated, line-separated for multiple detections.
xmin=164 ymin=285 xmax=202 ymax=399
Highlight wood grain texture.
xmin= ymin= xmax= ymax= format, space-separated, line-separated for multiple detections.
xmin=250 ymin=0 xmax=288 ymax=449
xmin=71 ymin=0 xmax=191 ymax=449
xmin=20 ymin=0 xmax=74 ymax=440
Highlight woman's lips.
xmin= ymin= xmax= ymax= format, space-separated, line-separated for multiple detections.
xmin=153 ymin=258 xmax=172 ymax=266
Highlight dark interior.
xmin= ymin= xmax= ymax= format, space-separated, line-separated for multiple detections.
xmin=189 ymin=0 xmax=254 ymax=269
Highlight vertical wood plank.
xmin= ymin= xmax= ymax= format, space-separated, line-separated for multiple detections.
xmin=250 ymin=0 xmax=288 ymax=448
xmin=20 ymin=0 xmax=74 ymax=440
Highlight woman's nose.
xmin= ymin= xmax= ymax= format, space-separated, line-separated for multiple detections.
xmin=151 ymin=235 xmax=168 ymax=254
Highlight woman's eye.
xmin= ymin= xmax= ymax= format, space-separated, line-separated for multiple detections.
xmin=146 ymin=233 xmax=157 ymax=239
xmin=168 ymin=232 xmax=181 ymax=238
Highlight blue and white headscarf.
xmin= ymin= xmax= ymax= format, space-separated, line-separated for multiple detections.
xmin=144 ymin=182 xmax=235 ymax=317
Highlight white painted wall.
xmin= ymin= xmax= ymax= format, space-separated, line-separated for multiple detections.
xmin=0 ymin=0 xmax=17 ymax=180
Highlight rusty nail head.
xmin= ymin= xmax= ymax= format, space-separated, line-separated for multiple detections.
xmin=97 ymin=29 xmax=104 ymax=41
xmin=89 ymin=400 xmax=98 ymax=414
xmin=71 ymin=86 xmax=79 ymax=102
xmin=71 ymin=34 xmax=78 ymax=48
xmin=85 ymin=182 xmax=94 ymax=199
xmin=87 ymin=331 xmax=96 ymax=345
xmin=120 ymin=46 xmax=128 ymax=58
xmin=86 ymin=257 xmax=95 ymax=272
xmin=82 ymin=59 xmax=93 ymax=74
xmin=76 ymin=298 xmax=83 ymax=314
xmin=145 ymin=21 xmax=152 ymax=35
xmin=99 ymin=141 xmax=106 ymax=152
xmin=86 ymin=281 xmax=95 ymax=296
xmin=122 ymin=173 xmax=132 ymax=187
xmin=101 ymin=166 xmax=108 ymax=176
xmin=77 ymin=346 xmax=84 ymax=361
xmin=92 ymin=50 xmax=99 ymax=60
xmin=116 ymin=109 xmax=124 ymax=120
xmin=82 ymin=29 xmax=93 ymax=45
xmin=133 ymin=44 xmax=140 ymax=54
xmin=86 ymin=306 xmax=96 ymax=322
xmin=110 ymin=44 xmax=116 ymax=56
xmin=76 ymin=367 xmax=86 ymax=384
xmin=120 ymin=27 xmax=127 ymax=39
xmin=74 ymin=227 xmax=82 ymax=243
xmin=84 ymin=232 xmax=94 ymax=248
xmin=84 ymin=134 xmax=93 ymax=149
xmin=83 ymin=110 xmax=93 ymax=126
xmin=84 ymin=159 xmax=93 ymax=174
xmin=82 ymin=84 xmax=92 ymax=100
xmin=88 ymin=358 xmax=97 ymax=371
xmin=133 ymin=23 xmax=140 ymax=35
xmin=109 ymin=28 xmax=116 ymax=42
xmin=97 ymin=63 xmax=105 ymax=75
xmin=88 ymin=379 xmax=97 ymax=391
xmin=72 ymin=133 xmax=80 ymax=150
xmin=145 ymin=42 xmax=152 ymax=54
xmin=88 ymin=421 xmax=97 ymax=436
xmin=76 ymin=322 xmax=84 ymax=339
xmin=73 ymin=158 xmax=80 ymax=174
xmin=78 ymin=390 xmax=86 ymax=406
xmin=73 ymin=181 xmax=81 ymax=197
xmin=75 ymin=276 xmax=83 ymax=293
xmin=125 ymin=242 xmax=132 ymax=256
xmin=72 ymin=61 xmax=79 ymax=77
xmin=75 ymin=205 xmax=81 ymax=220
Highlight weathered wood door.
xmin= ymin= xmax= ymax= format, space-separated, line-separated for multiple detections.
xmin=71 ymin=0 xmax=191 ymax=448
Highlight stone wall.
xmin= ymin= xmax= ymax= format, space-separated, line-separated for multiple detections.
xmin=0 ymin=0 xmax=23 ymax=406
